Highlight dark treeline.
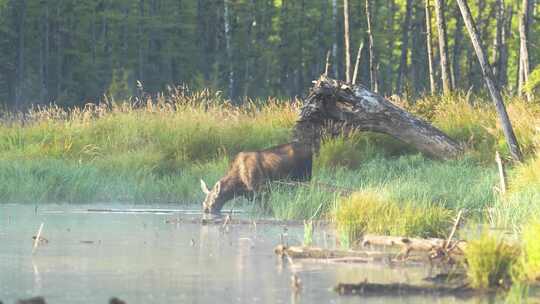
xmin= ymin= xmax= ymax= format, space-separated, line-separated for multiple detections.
xmin=0 ymin=0 xmax=537 ymax=108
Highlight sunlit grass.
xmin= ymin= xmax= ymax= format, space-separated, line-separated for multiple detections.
xmin=464 ymin=232 xmax=521 ymax=289
xmin=0 ymin=90 xmax=538 ymax=238
xmin=333 ymin=191 xmax=454 ymax=243
xmin=522 ymin=221 xmax=540 ymax=281
xmin=0 ymin=91 xmax=297 ymax=164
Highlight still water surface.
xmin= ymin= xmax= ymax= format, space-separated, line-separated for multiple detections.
xmin=0 ymin=204 xmax=525 ymax=303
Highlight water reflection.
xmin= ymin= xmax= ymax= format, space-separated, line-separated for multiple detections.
xmin=0 ymin=204 xmax=535 ymax=304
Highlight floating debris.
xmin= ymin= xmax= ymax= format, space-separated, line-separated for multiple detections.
xmin=32 ymin=236 xmax=49 ymax=245
xmin=16 ymin=296 xmax=47 ymax=304
xmin=80 ymin=240 xmax=96 ymax=244
xmin=32 ymin=223 xmax=45 ymax=254
xmin=165 ymin=218 xmax=182 ymax=224
xmin=291 ymin=274 xmax=302 ymax=292
xmin=109 ymin=297 xmax=127 ymax=304
xmin=334 ymin=281 xmax=482 ymax=298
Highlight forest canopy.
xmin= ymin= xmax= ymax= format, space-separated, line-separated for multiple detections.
xmin=0 ymin=0 xmax=537 ymax=108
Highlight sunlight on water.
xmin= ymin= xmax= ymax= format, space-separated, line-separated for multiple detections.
xmin=0 ymin=205 xmax=522 ymax=304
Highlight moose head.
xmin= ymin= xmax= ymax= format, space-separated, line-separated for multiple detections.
xmin=200 ymin=179 xmax=227 ymax=214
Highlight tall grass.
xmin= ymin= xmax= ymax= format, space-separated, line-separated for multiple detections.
xmin=333 ymin=191 xmax=453 ymax=243
xmin=0 ymin=90 xmax=539 ymax=233
xmin=522 ymin=221 xmax=540 ymax=280
xmin=464 ymin=232 xmax=521 ymax=289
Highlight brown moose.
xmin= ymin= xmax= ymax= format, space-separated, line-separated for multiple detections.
xmin=200 ymin=142 xmax=312 ymax=213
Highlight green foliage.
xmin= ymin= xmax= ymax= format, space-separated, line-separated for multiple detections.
xmin=303 ymin=220 xmax=314 ymax=246
xmin=464 ymin=233 xmax=521 ymax=289
xmin=322 ymin=155 xmax=497 ymax=211
xmin=2 ymin=0 xmax=537 ymax=107
xmin=0 ymin=158 xmax=227 ymax=204
xmin=490 ymin=156 xmax=540 ymax=229
xmin=315 ymin=133 xmax=375 ymax=170
xmin=264 ymin=182 xmax=337 ymax=220
xmin=333 ymin=191 xmax=454 ymax=243
xmin=523 ymin=65 xmax=540 ymax=95
xmin=522 ymin=221 xmax=540 ymax=280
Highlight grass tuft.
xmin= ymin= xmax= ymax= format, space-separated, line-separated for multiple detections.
xmin=464 ymin=232 xmax=520 ymax=289
xmin=333 ymin=191 xmax=454 ymax=244
xmin=522 ymin=221 xmax=540 ymax=280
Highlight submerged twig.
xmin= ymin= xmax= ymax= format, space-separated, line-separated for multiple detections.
xmin=495 ymin=151 xmax=507 ymax=195
xmin=32 ymin=223 xmax=44 ymax=254
xmin=445 ymin=210 xmax=464 ymax=250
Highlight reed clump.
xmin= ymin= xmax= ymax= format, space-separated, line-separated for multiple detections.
xmin=464 ymin=233 xmax=521 ymax=289
xmin=522 ymin=221 xmax=540 ymax=281
xmin=333 ymin=191 xmax=453 ymax=243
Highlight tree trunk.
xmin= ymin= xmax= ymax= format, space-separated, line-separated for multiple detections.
xmin=54 ymin=3 xmax=63 ymax=101
xmin=40 ymin=0 xmax=50 ymax=103
xmin=433 ymin=0 xmax=452 ymax=94
xmin=332 ymin=0 xmax=338 ymax=78
xmin=452 ymin=4 xmax=463 ymax=89
xmin=15 ymin=0 xmax=27 ymax=110
xmin=343 ymin=0 xmax=351 ymax=83
xmin=518 ymin=0 xmax=531 ymax=101
xmin=396 ymin=0 xmax=413 ymax=95
xmin=411 ymin=3 xmax=426 ymax=94
xmin=293 ymin=75 xmax=462 ymax=159
xmin=491 ymin=0 xmax=503 ymax=85
xmin=425 ymin=0 xmax=436 ymax=95
xmin=498 ymin=4 xmax=512 ymax=88
xmin=455 ymin=0 xmax=522 ymax=162
xmin=365 ymin=0 xmax=378 ymax=92
xmin=384 ymin=0 xmax=397 ymax=94
xmin=224 ymin=0 xmax=234 ymax=98
xmin=138 ymin=0 xmax=145 ymax=82
xmin=352 ymin=42 xmax=364 ymax=85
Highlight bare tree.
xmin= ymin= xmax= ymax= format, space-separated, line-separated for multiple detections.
xmin=332 ymin=0 xmax=338 ymax=78
xmin=15 ymin=0 xmax=27 ymax=110
xmin=224 ymin=0 xmax=234 ymax=98
xmin=343 ymin=0 xmax=351 ymax=83
xmin=433 ymin=0 xmax=452 ymax=94
xmin=40 ymin=0 xmax=50 ymax=103
xmin=498 ymin=4 xmax=513 ymax=88
xmin=451 ymin=5 xmax=464 ymax=89
xmin=138 ymin=0 xmax=145 ymax=82
xmin=396 ymin=0 xmax=413 ymax=95
xmin=384 ymin=0 xmax=397 ymax=94
xmin=365 ymin=0 xmax=378 ymax=92
xmin=456 ymin=0 xmax=522 ymax=161
xmin=491 ymin=0 xmax=503 ymax=85
xmin=352 ymin=42 xmax=364 ymax=85
xmin=518 ymin=0 xmax=532 ymax=100
xmin=425 ymin=0 xmax=436 ymax=94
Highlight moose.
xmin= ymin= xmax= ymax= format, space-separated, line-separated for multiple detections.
xmin=200 ymin=142 xmax=313 ymax=214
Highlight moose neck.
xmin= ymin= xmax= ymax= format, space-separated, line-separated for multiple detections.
xmin=218 ymin=174 xmax=244 ymax=202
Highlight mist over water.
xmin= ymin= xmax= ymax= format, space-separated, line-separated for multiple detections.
xmin=0 ymin=205 xmax=519 ymax=304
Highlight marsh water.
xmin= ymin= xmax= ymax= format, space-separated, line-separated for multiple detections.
xmin=0 ymin=204 xmax=532 ymax=303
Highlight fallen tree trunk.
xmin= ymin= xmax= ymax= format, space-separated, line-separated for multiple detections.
xmin=274 ymin=234 xmax=466 ymax=263
xmin=361 ymin=234 xmax=466 ymax=254
xmin=293 ymin=75 xmax=462 ymax=159
xmin=334 ymin=281 xmax=482 ymax=297
xmin=274 ymin=245 xmax=435 ymax=264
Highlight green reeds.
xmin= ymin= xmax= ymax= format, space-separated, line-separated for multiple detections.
xmin=333 ymin=191 xmax=454 ymax=244
xmin=464 ymin=232 xmax=521 ymax=289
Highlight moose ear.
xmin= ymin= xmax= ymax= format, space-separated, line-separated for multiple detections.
xmin=200 ymin=179 xmax=210 ymax=195
xmin=215 ymin=181 xmax=221 ymax=194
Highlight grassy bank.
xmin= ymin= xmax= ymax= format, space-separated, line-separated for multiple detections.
xmin=1 ymin=91 xmax=539 ymax=232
